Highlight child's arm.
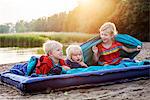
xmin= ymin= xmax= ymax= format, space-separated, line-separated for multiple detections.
xmin=92 ymin=46 xmax=100 ymax=63
xmin=79 ymin=61 xmax=88 ymax=68
xmin=122 ymin=45 xmax=142 ymax=53
xmin=62 ymin=65 xmax=70 ymax=70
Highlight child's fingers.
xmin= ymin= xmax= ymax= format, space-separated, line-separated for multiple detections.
xmin=63 ymin=66 xmax=70 ymax=70
xmin=80 ymin=62 xmax=88 ymax=67
xmin=137 ymin=45 xmax=142 ymax=51
xmin=84 ymin=65 xmax=88 ymax=68
xmin=137 ymin=45 xmax=141 ymax=49
xmin=92 ymin=46 xmax=95 ymax=50
xmin=92 ymin=46 xmax=98 ymax=53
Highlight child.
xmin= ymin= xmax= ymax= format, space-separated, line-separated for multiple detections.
xmin=92 ymin=22 xmax=141 ymax=66
xmin=66 ymin=45 xmax=88 ymax=69
xmin=35 ymin=40 xmax=70 ymax=75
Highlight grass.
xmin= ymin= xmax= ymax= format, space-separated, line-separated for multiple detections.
xmin=0 ymin=32 xmax=97 ymax=47
xmin=0 ymin=34 xmax=46 ymax=47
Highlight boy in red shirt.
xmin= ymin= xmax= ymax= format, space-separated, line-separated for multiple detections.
xmin=36 ymin=40 xmax=70 ymax=75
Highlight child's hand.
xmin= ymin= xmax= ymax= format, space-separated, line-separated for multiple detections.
xmin=92 ymin=46 xmax=98 ymax=54
xmin=136 ymin=45 xmax=142 ymax=51
xmin=79 ymin=62 xmax=88 ymax=68
xmin=62 ymin=65 xmax=70 ymax=70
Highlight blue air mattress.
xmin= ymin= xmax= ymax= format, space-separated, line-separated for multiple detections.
xmin=0 ymin=62 xmax=150 ymax=93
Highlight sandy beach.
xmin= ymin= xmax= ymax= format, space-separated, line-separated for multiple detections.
xmin=0 ymin=42 xmax=150 ymax=100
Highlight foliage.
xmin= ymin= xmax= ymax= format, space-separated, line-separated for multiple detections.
xmin=0 ymin=0 xmax=149 ymax=41
xmin=109 ymin=0 xmax=149 ymax=41
xmin=0 ymin=24 xmax=10 ymax=33
xmin=39 ymin=32 xmax=95 ymax=43
xmin=0 ymin=32 xmax=96 ymax=47
xmin=0 ymin=34 xmax=46 ymax=47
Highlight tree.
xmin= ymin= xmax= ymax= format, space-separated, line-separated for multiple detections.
xmin=0 ymin=24 xmax=10 ymax=33
xmin=15 ymin=20 xmax=27 ymax=32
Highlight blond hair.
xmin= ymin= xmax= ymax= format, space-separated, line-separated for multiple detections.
xmin=66 ymin=45 xmax=84 ymax=62
xmin=43 ymin=40 xmax=63 ymax=55
xmin=99 ymin=22 xmax=118 ymax=35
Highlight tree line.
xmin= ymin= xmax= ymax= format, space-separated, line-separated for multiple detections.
xmin=0 ymin=0 xmax=149 ymax=41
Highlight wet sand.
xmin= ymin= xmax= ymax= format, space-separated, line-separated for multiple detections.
xmin=0 ymin=42 xmax=150 ymax=100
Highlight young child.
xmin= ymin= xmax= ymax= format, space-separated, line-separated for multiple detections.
xmin=35 ymin=40 xmax=70 ymax=75
xmin=92 ymin=22 xmax=141 ymax=66
xmin=66 ymin=45 xmax=88 ymax=69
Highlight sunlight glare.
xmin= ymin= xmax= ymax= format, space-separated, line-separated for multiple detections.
xmin=77 ymin=0 xmax=91 ymax=5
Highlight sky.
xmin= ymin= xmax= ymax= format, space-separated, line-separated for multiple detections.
xmin=0 ymin=0 xmax=78 ymax=24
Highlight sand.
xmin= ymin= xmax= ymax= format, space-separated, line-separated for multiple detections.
xmin=0 ymin=42 xmax=150 ymax=100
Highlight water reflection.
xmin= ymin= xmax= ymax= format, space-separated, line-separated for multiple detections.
xmin=0 ymin=48 xmax=41 ymax=65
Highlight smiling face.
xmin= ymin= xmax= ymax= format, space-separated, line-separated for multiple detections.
xmin=71 ymin=50 xmax=83 ymax=63
xmin=100 ymin=31 xmax=113 ymax=43
xmin=99 ymin=22 xmax=117 ymax=43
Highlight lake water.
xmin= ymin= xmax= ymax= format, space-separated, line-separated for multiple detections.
xmin=0 ymin=48 xmax=41 ymax=65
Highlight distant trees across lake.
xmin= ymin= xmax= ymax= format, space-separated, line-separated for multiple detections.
xmin=0 ymin=0 xmax=149 ymax=41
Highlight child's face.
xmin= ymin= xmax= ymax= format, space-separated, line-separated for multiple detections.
xmin=51 ymin=45 xmax=63 ymax=59
xmin=71 ymin=50 xmax=82 ymax=63
xmin=100 ymin=31 xmax=113 ymax=43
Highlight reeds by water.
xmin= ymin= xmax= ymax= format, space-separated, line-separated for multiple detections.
xmin=0 ymin=32 xmax=96 ymax=47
